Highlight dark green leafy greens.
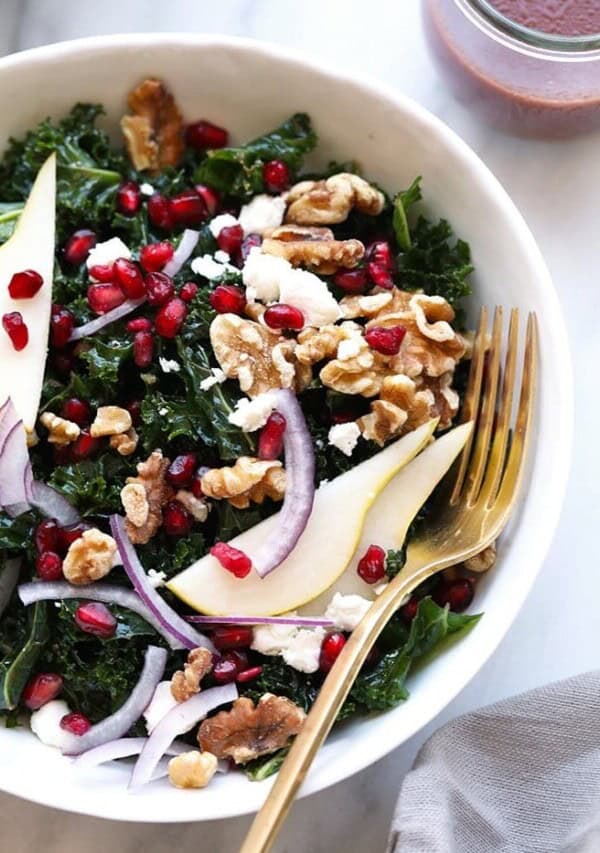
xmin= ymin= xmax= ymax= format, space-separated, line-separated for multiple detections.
xmin=0 ymin=601 xmax=48 ymax=711
xmin=48 ymin=455 xmax=132 ymax=516
xmin=393 ymin=176 xmax=422 ymax=251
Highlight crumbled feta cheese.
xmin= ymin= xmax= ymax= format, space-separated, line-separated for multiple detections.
xmin=191 ymin=254 xmax=237 ymax=280
xmin=328 ymin=422 xmax=360 ymax=457
xmin=86 ymin=237 xmax=131 ymax=271
xmin=143 ymin=681 xmax=178 ymax=734
xmin=279 ymin=267 xmax=342 ymax=327
xmin=242 ymin=246 xmax=289 ymax=303
xmin=208 ymin=213 xmax=239 ymax=238
xmin=158 ymin=357 xmax=180 ymax=374
xmin=239 ymin=194 xmax=286 ymax=236
xmin=199 ymin=367 xmax=227 ymax=391
xmin=140 ymin=182 xmax=155 ymax=196
xmin=337 ymin=337 xmax=363 ymax=360
xmin=228 ymin=393 xmax=276 ymax=432
xmin=147 ymin=569 xmax=167 ymax=588
xmin=282 ymin=628 xmax=326 ymax=674
xmin=158 ymin=407 xmax=168 ymax=416
xmin=214 ymin=250 xmax=231 ymax=264
xmin=30 ymin=700 xmax=73 ymax=750
xmin=325 ymin=592 xmax=372 ymax=632
xmin=251 ymin=620 xmax=299 ymax=655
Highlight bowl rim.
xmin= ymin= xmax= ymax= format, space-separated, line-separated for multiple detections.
xmin=0 ymin=32 xmax=573 ymax=822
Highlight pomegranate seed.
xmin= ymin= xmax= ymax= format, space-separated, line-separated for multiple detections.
xmin=140 ymin=241 xmax=174 ymax=272
xmin=180 ymin=282 xmax=199 ymax=303
xmin=35 ymin=551 xmax=63 ymax=581
xmin=212 ymin=626 xmax=253 ymax=651
xmin=58 ymin=524 xmax=86 ymax=552
xmin=144 ymin=272 xmax=174 ymax=307
xmin=64 ymin=229 xmax=96 ymax=265
xmin=331 ymin=411 xmax=355 ymax=425
xmin=209 ymin=285 xmax=246 ymax=315
xmin=365 ymin=325 xmax=406 ymax=356
xmin=319 ymin=632 xmax=346 ymax=673
xmin=216 ymin=224 xmax=244 ymax=256
xmin=23 ymin=673 xmax=64 ymax=710
xmin=53 ymin=445 xmax=73 ymax=466
xmin=60 ymin=712 xmax=91 ymax=736
xmin=240 ymin=234 xmax=262 ymax=262
xmin=400 ymin=597 xmax=419 ymax=624
xmin=35 ymin=519 xmax=61 ymax=554
xmin=258 ymin=412 xmax=286 ymax=460
xmin=117 ymin=180 xmax=141 ymax=216
xmin=71 ymin=429 xmax=100 ymax=460
xmin=133 ymin=330 xmax=155 ymax=368
xmin=169 ymin=190 xmax=207 ymax=227
xmin=263 ymin=303 xmax=304 ymax=331
xmin=8 ymin=269 xmax=43 ymax=299
xmin=194 ymin=184 xmax=221 ymax=216
xmin=88 ymin=263 xmax=115 ymax=283
xmin=210 ymin=542 xmax=252 ymax=578
xmin=333 ymin=268 xmax=369 ymax=294
xmin=236 ymin=666 xmax=263 ymax=683
xmin=163 ymin=500 xmax=193 ymax=536
xmin=2 ymin=312 xmax=28 ymax=350
xmin=367 ymin=262 xmax=394 ymax=289
xmin=74 ymin=602 xmax=117 ymax=638
xmin=155 ymin=298 xmax=187 ymax=339
xmin=113 ymin=258 xmax=145 ymax=299
xmin=212 ymin=650 xmax=248 ymax=684
xmin=87 ymin=283 xmax=126 ymax=314
xmin=367 ymin=240 xmax=393 ymax=270
xmin=263 ymin=160 xmax=290 ymax=193
xmin=50 ymin=305 xmax=74 ymax=348
xmin=357 ymin=544 xmax=386 ymax=584
xmin=191 ymin=469 xmax=205 ymax=499
xmin=434 ymin=578 xmax=474 ymax=613
xmin=186 ymin=120 xmax=229 ymax=150
xmin=166 ymin=453 xmax=197 ymax=488
xmin=147 ymin=193 xmax=174 ymax=230
xmin=126 ymin=316 xmax=153 ymax=333
xmin=61 ymin=398 xmax=92 ymax=426
xmin=126 ymin=399 xmax=142 ymax=426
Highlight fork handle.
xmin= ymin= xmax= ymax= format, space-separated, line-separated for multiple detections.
xmin=239 ymin=563 xmax=430 ymax=853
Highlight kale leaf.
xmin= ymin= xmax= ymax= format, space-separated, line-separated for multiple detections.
xmin=245 ymin=748 xmax=289 ymax=782
xmin=241 ymin=658 xmax=319 ymax=713
xmin=48 ymin=454 xmax=131 ymax=517
xmin=0 ymin=601 xmax=49 ymax=711
xmin=137 ymin=531 xmax=207 ymax=579
xmin=194 ymin=113 xmax=317 ymax=199
xmin=79 ymin=335 xmax=133 ymax=384
xmin=392 ymin=176 xmax=422 ymax=251
xmin=385 ymin=547 xmax=407 ymax=580
xmin=0 ymin=513 xmax=37 ymax=559
xmin=0 ymin=202 xmax=22 ymax=241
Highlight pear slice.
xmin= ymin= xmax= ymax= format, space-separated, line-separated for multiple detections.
xmin=167 ymin=420 xmax=437 ymax=616
xmin=0 ymin=154 xmax=56 ymax=431
xmin=299 ymin=422 xmax=473 ymax=615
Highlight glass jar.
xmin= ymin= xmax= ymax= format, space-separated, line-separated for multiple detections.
xmin=422 ymin=0 xmax=600 ymax=137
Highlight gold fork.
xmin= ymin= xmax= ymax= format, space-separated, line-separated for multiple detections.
xmin=240 ymin=307 xmax=537 ymax=853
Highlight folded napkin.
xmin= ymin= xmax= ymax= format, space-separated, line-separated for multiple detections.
xmin=388 ymin=672 xmax=600 ymax=853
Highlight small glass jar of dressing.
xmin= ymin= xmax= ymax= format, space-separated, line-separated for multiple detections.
xmin=422 ymin=0 xmax=600 ymax=137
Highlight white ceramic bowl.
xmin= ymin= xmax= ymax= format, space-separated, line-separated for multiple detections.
xmin=0 ymin=34 xmax=571 ymax=823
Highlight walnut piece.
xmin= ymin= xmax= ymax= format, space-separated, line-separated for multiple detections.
xmin=319 ymin=333 xmax=384 ymax=397
xmin=261 ymin=224 xmax=364 ymax=275
xmin=121 ymin=78 xmax=184 ymax=171
xmin=464 ymin=541 xmax=497 ymax=573
xmin=171 ymin=647 xmax=213 ymax=702
xmin=120 ymin=482 xmax=149 ymax=529
xmin=340 ymin=291 xmax=394 ymax=320
xmin=168 ymin=751 xmax=218 ymax=789
xmin=296 ymin=322 xmax=363 ymax=366
xmin=175 ymin=490 xmax=209 ymax=522
xmin=201 ymin=457 xmax=285 ymax=509
xmin=285 ymin=173 xmax=385 ymax=226
xmin=62 ymin=528 xmax=118 ymax=585
xmin=90 ymin=406 xmax=132 ymax=438
xmin=198 ymin=694 xmax=306 ymax=764
xmin=109 ymin=428 xmax=139 ymax=456
xmin=419 ymin=373 xmax=460 ymax=430
xmin=124 ymin=450 xmax=173 ymax=544
xmin=358 ymin=375 xmax=434 ymax=445
xmin=39 ymin=412 xmax=80 ymax=446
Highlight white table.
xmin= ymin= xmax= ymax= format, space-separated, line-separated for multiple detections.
xmin=0 ymin=2 xmax=596 ymax=851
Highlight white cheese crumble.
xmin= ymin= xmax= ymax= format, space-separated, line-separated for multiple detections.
xmin=328 ymin=422 xmax=360 ymax=457
xmin=140 ymin=182 xmax=155 ymax=196
xmin=208 ymin=213 xmax=239 ymax=238
xmin=199 ymin=367 xmax=227 ymax=391
xmin=239 ymin=194 xmax=286 ymax=236
xmin=242 ymin=246 xmax=288 ymax=303
xmin=279 ymin=267 xmax=342 ymax=327
xmin=191 ymin=254 xmax=237 ymax=280
xmin=143 ymin=681 xmax=178 ymax=734
xmin=325 ymin=592 xmax=372 ymax=632
xmin=214 ymin=250 xmax=231 ymax=264
xmin=158 ymin=407 xmax=168 ymax=416
xmin=147 ymin=569 xmax=167 ymax=588
xmin=282 ymin=628 xmax=326 ymax=674
xmin=158 ymin=357 xmax=180 ymax=374
xmin=30 ymin=700 xmax=73 ymax=750
xmin=86 ymin=237 xmax=131 ymax=271
xmin=251 ymin=620 xmax=298 ymax=655
xmin=228 ymin=393 xmax=276 ymax=432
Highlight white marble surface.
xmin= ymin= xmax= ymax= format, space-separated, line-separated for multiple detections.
xmin=0 ymin=2 xmax=597 ymax=851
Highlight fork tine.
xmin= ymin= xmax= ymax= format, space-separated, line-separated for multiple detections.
xmin=451 ymin=307 xmax=488 ymax=504
xmin=494 ymin=312 xmax=538 ymax=511
xmin=464 ymin=306 xmax=503 ymax=505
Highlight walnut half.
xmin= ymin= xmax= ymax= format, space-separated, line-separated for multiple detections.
xmin=121 ymin=78 xmax=184 ymax=172
xmin=171 ymin=647 xmax=213 ymax=702
xmin=261 ymin=224 xmax=364 ymax=275
xmin=124 ymin=450 xmax=174 ymax=544
xmin=285 ymin=173 xmax=385 ymax=226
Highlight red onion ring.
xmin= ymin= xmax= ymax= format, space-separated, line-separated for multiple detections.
xmin=73 ymin=737 xmax=189 ymax=768
xmin=68 ymin=297 xmax=146 ymax=342
xmin=0 ymin=419 xmax=29 ymax=509
xmin=163 ymin=229 xmax=200 ymax=276
xmin=186 ymin=614 xmax=334 ymax=627
xmin=28 ymin=479 xmax=81 ymax=527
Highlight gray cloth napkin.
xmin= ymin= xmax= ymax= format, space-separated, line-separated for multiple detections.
xmin=388 ymin=672 xmax=600 ymax=853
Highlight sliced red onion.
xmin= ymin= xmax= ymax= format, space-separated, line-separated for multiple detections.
xmin=129 ymin=683 xmax=238 ymax=790
xmin=4 ymin=501 xmax=30 ymax=518
xmin=163 ymin=229 xmax=200 ymax=276
xmin=110 ymin=515 xmax=215 ymax=653
xmin=0 ymin=397 xmax=19 ymax=453
xmin=61 ymin=645 xmax=168 ymax=756
xmin=73 ymin=737 xmax=189 ymax=768
xmin=0 ymin=419 xmax=29 ymax=508
xmin=18 ymin=581 xmax=184 ymax=650
xmin=68 ymin=297 xmax=146 ymax=342
xmin=0 ymin=559 xmax=20 ymax=619
xmin=250 ymin=389 xmax=315 ymax=577
xmin=28 ymin=479 xmax=81 ymax=526
xmin=186 ymin=614 xmax=334 ymax=627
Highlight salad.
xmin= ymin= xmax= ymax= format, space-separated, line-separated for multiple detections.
xmin=0 ymin=78 xmax=493 ymax=789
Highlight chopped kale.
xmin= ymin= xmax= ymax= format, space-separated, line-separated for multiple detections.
xmin=48 ymin=454 xmax=132 ymax=517
xmin=392 ymin=176 xmax=422 ymax=251
xmin=241 ymin=658 xmax=319 ymax=714
xmin=0 ymin=600 xmax=49 ymax=711
xmin=245 ymin=748 xmax=289 ymax=782
xmin=385 ymin=547 xmax=407 ymax=579
xmin=79 ymin=334 xmax=133 ymax=384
